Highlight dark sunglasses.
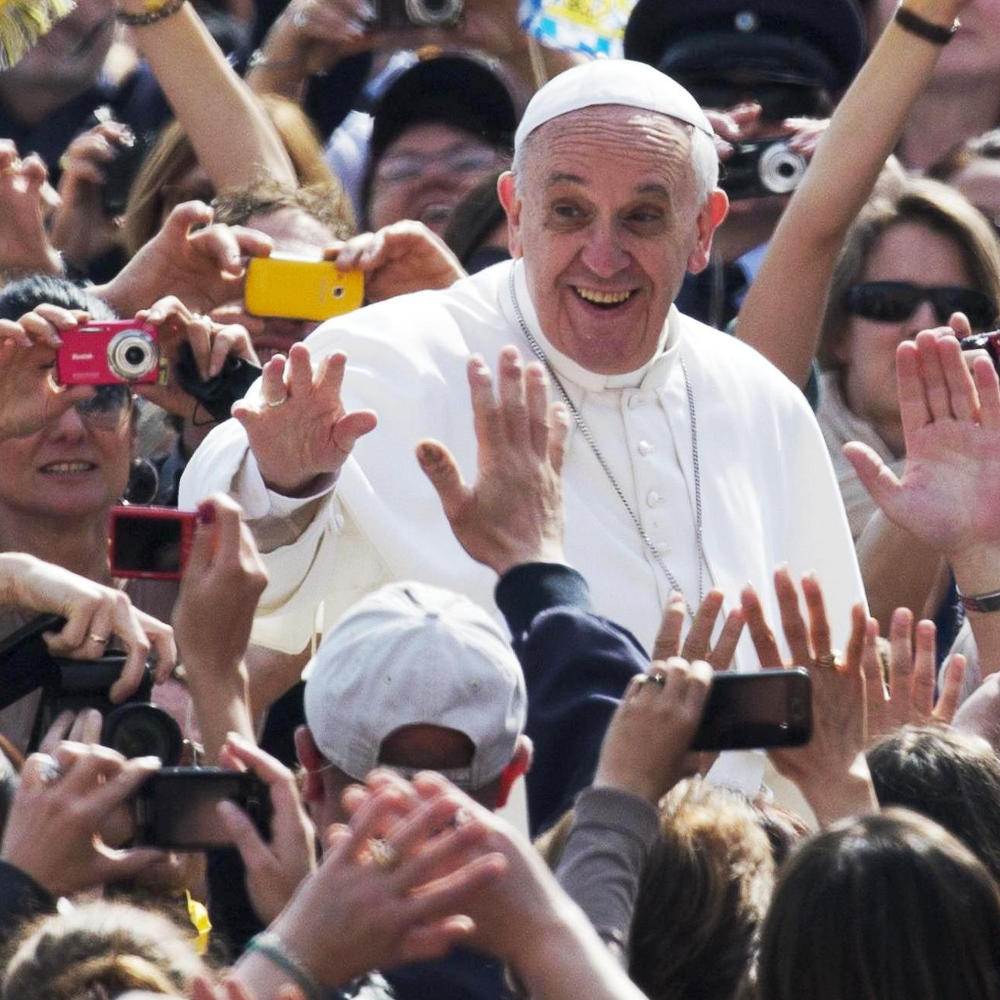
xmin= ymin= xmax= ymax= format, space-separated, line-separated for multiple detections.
xmin=846 ymin=281 xmax=997 ymax=332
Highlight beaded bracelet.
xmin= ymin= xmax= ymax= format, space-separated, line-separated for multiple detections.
xmin=894 ymin=3 xmax=960 ymax=45
xmin=245 ymin=932 xmax=323 ymax=1000
xmin=116 ymin=0 xmax=186 ymax=27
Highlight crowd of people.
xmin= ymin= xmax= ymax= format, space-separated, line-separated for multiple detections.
xmin=2 ymin=0 xmax=1000 ymax=996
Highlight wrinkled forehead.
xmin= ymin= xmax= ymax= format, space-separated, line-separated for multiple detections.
xmin=519 ymin=105 xmax=698 ymax=183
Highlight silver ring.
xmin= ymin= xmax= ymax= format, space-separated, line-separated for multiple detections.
xmin=815 ymin=652 xmax=838 ymax=668
xmin=40 ymin=761 xmax=62 ymax=784
xmin=265 ymin=396 xmax=287 ymax=409
xmin=644 ymin=673 xmax=667 ymax=688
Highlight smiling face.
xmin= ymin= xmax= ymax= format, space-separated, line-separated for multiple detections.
xmin=839 ymin=220 xmax=976 ymax=452
xmin=0 ymin=402 xmax=133 ymax=523
xmin=498 ymin=107 xmax=727 ymax=374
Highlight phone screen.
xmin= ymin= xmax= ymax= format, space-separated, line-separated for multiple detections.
xmin=133 ymin=768 xmax=271 ymax=850
xmin=691 ymin=669 xmax=811 ymax=751
xmin=109 ymin=508 xmax=196 ymax=579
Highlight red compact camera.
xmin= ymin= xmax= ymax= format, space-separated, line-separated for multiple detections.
xmin=56 ymin=320 xmax=165 ymax=386
xmin=109 ymin=506 xmax=197 ymax=581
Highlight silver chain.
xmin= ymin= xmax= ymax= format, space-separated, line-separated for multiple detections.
xmin=508 ymin=268 xmax=706 ymax=618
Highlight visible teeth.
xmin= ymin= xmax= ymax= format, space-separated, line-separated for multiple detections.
xmin=43 ymin=462 xmax=93 ymax=473
xmin=575 ymin=287 xmax=632 ymax=305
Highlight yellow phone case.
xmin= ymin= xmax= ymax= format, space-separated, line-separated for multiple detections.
xmin=244 ymin=255 xmax=364 ymax=322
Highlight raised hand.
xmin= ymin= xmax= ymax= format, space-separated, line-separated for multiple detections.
xmin=0 ymin=141 xmax=62 ymax=277
xmin=172 ymin=495 xmax=267 ymax=754
xmin=0 ymin=304 xmax=95 ymax=441
xmin=49 ymin=121 xmax=131 ymax=268
xmin=592 ymin=657 xmax=713 ymax=804
xmin=233 ymin=343 xmax=377 ymax=496
xmin=1 ymin=552 xmax=175 ymax=701
xmin=131 ymin=295 xmax=259 ymax=421
xmin=844 ymin=329 xmax=1000 ymax=562
xmin=95 ymin=201 xmax=274 ymax=317
xmin=864 ymin=606 xmax=965 ymax=743
xmin=234 ymin=777 xmax=505 ymax=994
xmin=742 ymin=567 xmax=876 ymax=825
xmin=1 ymin=742 xmax=165 ymax=895
xmin=652 ymin=588 xmax=744 ymax=669
xmin=217 ymin=731 xmax=317 ymax=924
xmin=325 ymin=221 xmax=467 ymax=303
xmin=417 ymin=347 xmax=569 ymax=575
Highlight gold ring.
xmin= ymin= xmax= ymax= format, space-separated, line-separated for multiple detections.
xmin=815 ymin=652 xmax=838 ymax=668
xmin=265 ymin=397 xmax=287 ymax=409
xmin=369 ymin=838 xmax=399 ymax=869
xmin=88 ymin=633 xmax=109 ymax=644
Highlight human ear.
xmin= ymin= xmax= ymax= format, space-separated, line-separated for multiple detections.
xmin=294 ymin=725 xmax=326 ymax=804
xmin=498 ymin=171 xmax=524 ymax=259
xmin=495 ymin=735 xmax=532 ymax=809
xmin=686 ymin=189 xmax=729 ymax=274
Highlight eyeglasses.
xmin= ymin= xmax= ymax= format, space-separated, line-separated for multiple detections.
xmin=374 ymin=146 xmax=507 ymax=186
xmin=846 ymin=281 xmax=996 ymax=332
xmin=74 ymin=386 xmax=134 ymax=431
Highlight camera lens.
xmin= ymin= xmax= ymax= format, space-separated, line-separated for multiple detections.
xmin=103 ymin=703 xmax=183 ymax=765
xmin=107 ymin=329 xmax=158 ymax=381
xmin=404 ymin=0 xmax=461 ymax=25
xmin=758 ymin=142 xmax=807 ymax=195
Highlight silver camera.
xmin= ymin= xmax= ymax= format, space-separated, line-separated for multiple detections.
xmin=373 ymin=0 xmax=463 ymax=28
xmin=721 ymin=139 xmax=808 ymax=200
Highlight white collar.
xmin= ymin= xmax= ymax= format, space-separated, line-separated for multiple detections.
xmin=503 ymin=259 xmax=679 ymax=392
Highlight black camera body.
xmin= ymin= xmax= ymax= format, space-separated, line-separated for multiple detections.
xmin=960 ymin=331 xmax=1000 ymax=371
xmin=373 ymin=0 xmax=462 ymax=29
xmin=721 ymin=139 xmax=808 ymax=200
xmin=0 ymin=615 xmax=183 ymax=763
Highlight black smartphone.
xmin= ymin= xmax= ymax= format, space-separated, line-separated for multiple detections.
xmin=109 ymin=506 xmax=197 ymax=580
xmin=690 ymin=668 xmax=812 ymax=751
xmin=132 ymin=767 xmax=272 ymax=850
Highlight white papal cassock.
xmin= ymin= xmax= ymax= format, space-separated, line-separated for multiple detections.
xmin=181 ymin=258 xmax=866 ymax=780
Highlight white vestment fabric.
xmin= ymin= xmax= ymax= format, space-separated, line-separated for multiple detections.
xmin=181 ymin=258 xmax=864 ymax=668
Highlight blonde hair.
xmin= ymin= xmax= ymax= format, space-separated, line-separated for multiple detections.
xmin=123 ymin=94 xmax=344 ymax=255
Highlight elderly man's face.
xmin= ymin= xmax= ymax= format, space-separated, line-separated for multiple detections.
xmin=498 ymin=106 xmax=727 ymax=374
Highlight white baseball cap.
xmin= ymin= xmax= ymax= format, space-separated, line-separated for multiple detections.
xmin=304 ymin=581 xmax=527 ymax=789
xmin=514 ymin=59 xmax=715 ymax=152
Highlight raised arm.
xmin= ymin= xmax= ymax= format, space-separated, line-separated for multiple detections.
xmin=116 ymin=0 xmax=296 ymax=190
xmin=845 ymin=330 xmax=1000 ymax=685
xmin=737 ymin=0 xmax=967 ymax=388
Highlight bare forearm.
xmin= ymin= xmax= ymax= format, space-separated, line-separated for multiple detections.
xmin=857 ymin=512 xmax=948 ymax=631
xmin=510 ymin=906 xmax=649 ymax=1000
xmin=796 ymin=756 xmax=880 ymax=828
xmin=738 ymin=0 xmax=960 ymax=387
xmin=951 ymin=544 xmax=1000 ymax=678
xmin=186 ymin=668 xmax=255 ymax=761
xmin=125 ymin=4 xmax=296 ymax=188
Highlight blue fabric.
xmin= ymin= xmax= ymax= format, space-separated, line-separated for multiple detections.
xmin=494 ymin=563 xmax=649 ymax=836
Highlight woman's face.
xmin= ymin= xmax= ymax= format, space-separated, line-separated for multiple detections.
xmin=0 ymin=396 xmax=134 ymax=522
xmin=838 ymin=221 xmax=978 ymax=440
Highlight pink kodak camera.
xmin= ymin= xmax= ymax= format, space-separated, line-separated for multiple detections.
xmin=56 ymin=320 xmax=164 ymax=386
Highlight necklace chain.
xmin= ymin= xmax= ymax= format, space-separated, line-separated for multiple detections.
xmin=507 ymin=269 xmax=706 ymax=618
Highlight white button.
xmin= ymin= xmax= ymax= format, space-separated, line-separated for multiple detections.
xmin=647 ymin=490 xmax=662 ymax=507
xmin=637 ymin=440 xmax=653 ymax=455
